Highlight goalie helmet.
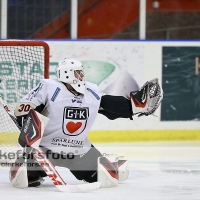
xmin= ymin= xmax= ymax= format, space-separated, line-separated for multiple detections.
xmin=56 ymin=58 xmax=86 ymax=94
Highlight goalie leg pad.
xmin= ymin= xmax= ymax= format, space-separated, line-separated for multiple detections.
xmin=101 ymin=153 xmax=129 ymax=182
xmin=97 ymin=155 xmax=119 ymax=188
xmin=9 ymin=156 xmax=28 ymax=188
xmin=118 ymin=155 xmax=129 ymax=182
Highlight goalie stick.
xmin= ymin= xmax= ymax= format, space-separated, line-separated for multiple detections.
xmin=0 ymin=96 xmax=101 ymax=192
xmin=0 ymin=96 xmax=21 ymax=130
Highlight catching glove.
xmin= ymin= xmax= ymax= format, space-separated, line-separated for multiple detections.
xmin=130 ymin=78 xmax=163 ymax=117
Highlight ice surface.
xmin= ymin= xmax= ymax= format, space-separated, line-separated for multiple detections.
xmin=0 ymin=142 xmax=200 ymax=200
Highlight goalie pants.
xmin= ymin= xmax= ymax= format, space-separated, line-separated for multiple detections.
xmin=26 ymin=145 xmax=102 ymax=183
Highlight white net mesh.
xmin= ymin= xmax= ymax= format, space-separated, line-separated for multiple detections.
xmin=0 ymin=41 xmax=49 ymax=163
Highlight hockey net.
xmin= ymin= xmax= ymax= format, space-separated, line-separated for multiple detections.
xmin=0 ymin=40 xmax=49 ymax=163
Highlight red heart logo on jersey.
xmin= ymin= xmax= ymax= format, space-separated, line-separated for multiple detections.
xmin=66 ymin=122 xmax=82 ymax=134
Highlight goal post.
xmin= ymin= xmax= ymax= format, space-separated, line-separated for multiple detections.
xmin=0 ymin=40 xmax=50 ymax=163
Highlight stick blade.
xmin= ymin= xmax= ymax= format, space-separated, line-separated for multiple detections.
xmin=58 ymin=181 xmax=101 ymax=193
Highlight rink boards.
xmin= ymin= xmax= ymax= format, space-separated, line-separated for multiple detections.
xmin=0 ymin=40 xmax=200 ymax=145
xmin=0 ymin=130 xmax=200 ymax=145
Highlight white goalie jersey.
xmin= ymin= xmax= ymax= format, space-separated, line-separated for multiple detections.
xmin=15 ymin=79 xmax=103 ymax=155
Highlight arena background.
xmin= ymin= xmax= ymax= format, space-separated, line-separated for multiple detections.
xmin=0 ymin=0 xmax=200 ymax=143
xmin=45 ymin=40 xmax=200 ymax=143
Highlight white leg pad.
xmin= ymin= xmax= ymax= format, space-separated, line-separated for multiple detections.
xmin=9 ymin=157 xmax=28 ymax=188
xmin=97 ymin=155 xmax=119 ymax=188
xmin=118 ymin=155 xmax=129 ymax=182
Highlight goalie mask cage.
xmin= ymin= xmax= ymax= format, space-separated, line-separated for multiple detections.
xmin=0 ymin=40 xmax=49 ymax=163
